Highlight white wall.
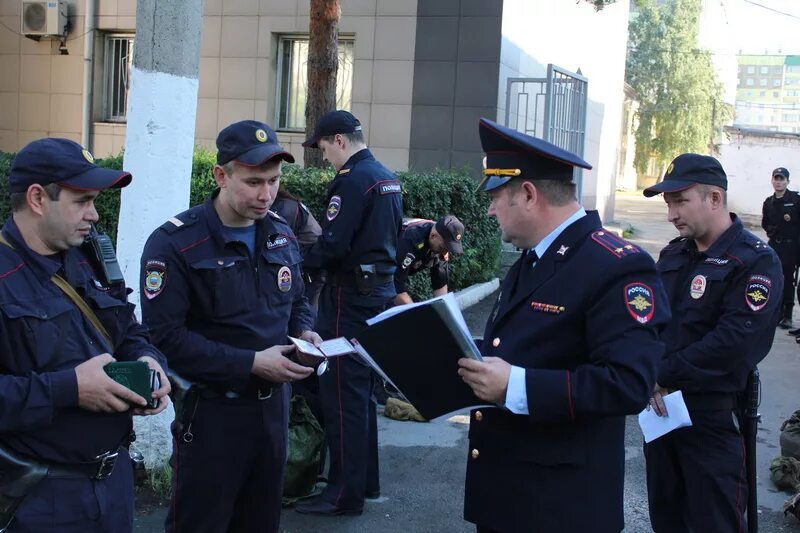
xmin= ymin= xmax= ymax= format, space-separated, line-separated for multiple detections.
xmin=497 ymin=0 xmax=630 ymax=223
xmin=719 ymin=129 xmax=800 ymax=218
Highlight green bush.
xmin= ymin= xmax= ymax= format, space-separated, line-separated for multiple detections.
xmin=0 ymin=149 xmax=500 ymax=296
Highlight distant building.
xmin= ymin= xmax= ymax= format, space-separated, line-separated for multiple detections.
xmin=735 ymin=54 xmax=800 ymax=133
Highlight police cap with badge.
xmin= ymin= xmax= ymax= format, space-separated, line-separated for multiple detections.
xmin=773 ymin=167 xmax=790 ymax=180
xmin=436 ymin=215 xmax=465 ymax=255
xmin=642 ymin=153 xmax=727 ymax=197
xmin=477 ymin=118 xmax=592 ymax=192
xmin=9 ymin=138 xmax=132 ymax=193
xmin=217 ymin=120 xmax=295 ymax=165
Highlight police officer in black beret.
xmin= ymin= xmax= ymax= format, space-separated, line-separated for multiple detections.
xmin=295 ymin=110 xmax=403 ymax=516
xmin=140 ymin=121 xmax=320 ymax=532
xmin=0 ymin=138 xmax=170 ymax=532
xmin=643 ymin=154 xmax=782 ymax=532
xmin=761 ymin=166 xmax=799 ymax=329
xmin=457 ymin=119 xmax=669 ymax=532
xmin=394 ymin=215 xmax=465 ymax=305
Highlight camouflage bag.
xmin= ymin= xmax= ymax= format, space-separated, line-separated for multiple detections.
xmin=780 ymin=410 xmax=800 ymax=460
xmin=770 ymin=456 xmax=800 ymax=491
xmin=282 ymin=395 xmax=324 ymax=503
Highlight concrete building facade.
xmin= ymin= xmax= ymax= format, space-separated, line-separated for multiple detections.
xmin=0 ymin=0 xmax=631 ymax=219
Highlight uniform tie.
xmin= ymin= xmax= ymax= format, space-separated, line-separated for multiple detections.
xmin=511 ymin=249 xmax=538 ymax=295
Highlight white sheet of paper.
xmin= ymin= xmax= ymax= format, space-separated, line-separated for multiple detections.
xmin=637 ymin=390 xmax=693 ymax=444
xmin=288 ymin=336 xmax=355 ymax=358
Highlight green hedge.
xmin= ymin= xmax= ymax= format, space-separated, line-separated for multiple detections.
xmin=0 ymin=149 xmax=500 ymax=297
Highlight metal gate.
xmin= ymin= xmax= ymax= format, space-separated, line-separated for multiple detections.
xmin=504 ymin=64 xmax=588 ymax=197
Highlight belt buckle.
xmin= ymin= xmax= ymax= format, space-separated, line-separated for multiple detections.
xmin=257 ymin=387 xmax=273 ymax=400
xmin=93 ymin=450 xmax=118 ymax=480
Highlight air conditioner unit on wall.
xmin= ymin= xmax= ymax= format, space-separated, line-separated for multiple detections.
xmin=21 ymin=0 xmax=67 ymax=37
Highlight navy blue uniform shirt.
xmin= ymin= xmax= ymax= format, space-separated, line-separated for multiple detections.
xmin=140 ymin=190 xmax=315 ymax=391
xmin=657 ymin=214 xmax=782 ymax=393
xmin=304 ymin=148 xmax=403 ymax=276
xmin=0 ymin=218 xmax=165 ymax=463
xmin=395 ymin=219 xmax=450 ymax=294
xmin=762 ymin=189 xmax=800 ymax=241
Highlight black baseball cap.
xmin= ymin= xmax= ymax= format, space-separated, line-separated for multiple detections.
xmin=216 ymin=120 xmax=294 ymax=166
xmin=477 ymin=118 xmax=592 ymax=193
xmin=9 ymin=138 xmax=131 ymax=194
xmin=302 ymin=110 xmax=363 ymax=148
xmin=773 ymin=167 xmax=790 ymax=179
xmin=435 ymin=215 xmax=465 ymax=255
xmin=643 ymin=153 xmax=727 ymax=198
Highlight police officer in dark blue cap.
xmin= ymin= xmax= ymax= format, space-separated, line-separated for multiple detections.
xmin=761 ymin=166 xmax=799 ymax=329
xmin=139 ymin=120 xmax=319 ymax=532
xmin=295 ymin=110 xmax=403 ymax=516
xmin=457 ymin=119 xmax=669 ymax=533
xmin=642 ymin=154 xmax=782 ymax=532
xmin=394 ymin=215 xmax=465 ymax=305
xmin=0 ymin=138 xmax=170 ymax=532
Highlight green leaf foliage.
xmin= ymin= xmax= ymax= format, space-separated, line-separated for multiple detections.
xmin=626 ymin=0 xmax=733 ymax=174
xmin=0 ymin=150 xmax=500 ymax=299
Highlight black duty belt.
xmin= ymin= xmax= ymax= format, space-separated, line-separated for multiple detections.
xmin=331 ymin=272 xmax=393 ymax=287
xmin=682 ymin=393 xmax=737 ymax=412
xmin=47 ymin=449 xmax=120 ymax=480
xmin=197 ymin=384 xmax=275 ymax=401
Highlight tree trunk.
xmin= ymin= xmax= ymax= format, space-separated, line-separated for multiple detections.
xmin=304 ymin=0 xmax=341 ymax=168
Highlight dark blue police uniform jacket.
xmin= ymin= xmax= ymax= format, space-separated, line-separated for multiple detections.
xmin=0 ymin=218 xmax=166 ymax=532
xmin=465 ymin=211 xmax=669 ymax=533
xmin=656 ymin=215 xmax=781 ymax=393
xmin=395 ymin=220 xmax=450 ymax=295
xmin=140 ymin=190 xmax=314 ymax=390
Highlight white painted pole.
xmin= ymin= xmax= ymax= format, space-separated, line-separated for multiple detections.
xmin=118 ymin=0 xmax=205 ymax=467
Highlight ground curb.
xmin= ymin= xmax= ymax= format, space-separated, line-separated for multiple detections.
xmin=455 ymin=278 xmax=500 ymax=309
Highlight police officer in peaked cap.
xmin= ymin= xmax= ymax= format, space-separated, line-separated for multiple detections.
xmin=457 ymin=119 xmax=669 ymax=532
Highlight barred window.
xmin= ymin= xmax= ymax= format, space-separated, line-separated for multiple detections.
xmin=103 ymin=35 xmax=134 ymax=122
xmin=275 ymin=35 xmax=354 ymax=130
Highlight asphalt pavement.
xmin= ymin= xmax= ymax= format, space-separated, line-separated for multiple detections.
xmin=135 ymin=192 xmax=800 ymax=532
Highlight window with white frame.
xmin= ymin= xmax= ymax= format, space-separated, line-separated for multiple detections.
xmin=276 ymin=35 xmax=355 ymax=131
xmin=103 ymin=34 xmax=134 ymax=122
xmin=773 ymin=79 xmax=781 ymax=87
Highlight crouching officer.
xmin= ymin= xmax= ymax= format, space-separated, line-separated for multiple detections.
xmin=140 ymin=121 xmax=320 ymax=533
xmin=643 ymin=154 xmax=782 ymax=532
xmin=394 ymin=215 xmax=465 ymax=305
xmin=761 ymin=166 xmax=799 ymax=329
xmin=295 ymin=110 xmax=403 ymax=516
xmin=0 ymin=138 xmax=170 ymax=532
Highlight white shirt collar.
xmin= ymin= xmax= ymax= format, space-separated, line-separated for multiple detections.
xmin=531 ymin=207 xmax=586 ymax=259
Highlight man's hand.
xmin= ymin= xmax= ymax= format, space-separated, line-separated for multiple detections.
xmin=132 ymin=355 xmax=172 ymax=416
xmin=457 ymin=356 xmax=511 ymax=403
xmin=649 ymin=383 xmax=670 ymax=417
xmin=253 ymin=345 xmax=313 ymax=383
xmin=394 ymin=292 xmax=414 ymax=306
xmin=294 ymin=331 xmax=324 ymax=366
xmin=76 ymin=354 xmax=148 ymax=412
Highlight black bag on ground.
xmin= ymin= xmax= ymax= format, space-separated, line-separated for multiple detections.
xmin=781 ymin=410 xmax=800 ymax=460
xmin=282 ymin=395 xmax=324 ymax=501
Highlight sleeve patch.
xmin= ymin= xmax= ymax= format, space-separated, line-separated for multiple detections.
xmin=591 ymin=230 xmax=640 ymax=258
xmin=144 ymin=260 xmax=167 ymax=300
xmin=745 ymin=275 xmax=771 ymax=312
xmin=377 ymin=180 xmax=402 ymax=195
xmin=326 ymin=195 xmax=342 ymax=221
xmin=625 ymin=282 xmax=655 ymax=324
xmin=401 ymin=252 xmax=415 ymax=269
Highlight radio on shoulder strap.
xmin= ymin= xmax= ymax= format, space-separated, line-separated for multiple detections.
xmin=82 ymin=223 xmax=124 ymax=285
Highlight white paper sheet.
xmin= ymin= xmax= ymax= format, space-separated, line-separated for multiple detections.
xmin=637 ymin=390 xmax=693 ymax=443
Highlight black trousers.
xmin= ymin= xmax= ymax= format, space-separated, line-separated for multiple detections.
xmin=11 ymin=448 xmax=134 ymax=532
xmin=770 ymin=240 xmax=798 ymax=318
xmin=166 ymin=388 xmax=289 ymax=533
xmin=313 ymin=283 xmax=388 ymax=510
xmin=645 ymin=410 xmax=747 ymax=532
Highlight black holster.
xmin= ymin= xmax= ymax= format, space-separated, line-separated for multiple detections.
xmin=355 ymin=264 xmax=376 ymax=295
xmin=736 ymin=369 xmax=760 ymax=533
xmin=0 ymin=445 xmax=48 ymax=531
xmin=168 ymin=372 xmax=200 ymax=443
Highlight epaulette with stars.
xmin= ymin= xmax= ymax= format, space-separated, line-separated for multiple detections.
xmin=590 ymin=230 xmax=640 ymax=258
xmin=268 ymin=210 xmax=287 ymax=224
xmin=159 ymin=212 xmax=198 ymax=234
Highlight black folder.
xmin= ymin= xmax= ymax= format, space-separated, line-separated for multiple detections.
xmin=353 ymin=296 xmax=490 ymax=420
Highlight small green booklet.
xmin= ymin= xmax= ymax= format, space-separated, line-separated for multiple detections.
xmin=104 ymin=361 xmax=160 ymax=408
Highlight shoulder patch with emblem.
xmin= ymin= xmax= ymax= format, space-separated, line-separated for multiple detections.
xmin=402 ymin=252 xmax=415 ymax=269
xmin=326 ymin=195 xmax=342 ymax=221
xmin=144 ymin=260 xmax=167 ymax=299
xmin=745 ymin=275 xmax=771 ymax=312
xmin=592 ymin=230 xmax=640 ymax=258
xmin=624 ymin=282 xmax=655 ymax=324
